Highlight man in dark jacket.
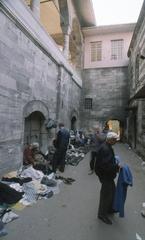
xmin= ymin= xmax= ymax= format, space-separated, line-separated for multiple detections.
xmin=52 ymin=123 xmax=70 ymax=173
xmin=95 ymin=132 xmax=120 ymax=225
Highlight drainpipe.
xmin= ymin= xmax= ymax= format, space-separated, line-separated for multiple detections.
xmin=63 ymin=27 xmax=71 ymax=60
xmin=56 ymin=66 xmax=63 ymax=124
xmin=30 ymin=0 xmax=40 ymax=20
xmin=63 ymin=32 xmax=70 ymax=59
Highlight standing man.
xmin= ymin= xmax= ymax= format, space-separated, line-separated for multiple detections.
xmin=89 ymin=126 xmax=106 ymax=174
xmin=52 ymin=123 xmax=70 ymax=173
xmin=95 ymin=132 xmax=120 ymax=225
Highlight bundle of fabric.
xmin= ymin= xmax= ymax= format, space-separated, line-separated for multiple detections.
xmin=65 ymin=147 xmax=85 ymax=166
xmin=0 ymin=182 xmax=24 ymax=205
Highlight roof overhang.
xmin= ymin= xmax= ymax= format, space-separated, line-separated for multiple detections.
xmin=128 ymin=1 xmax=145 ymax=57
xmin=133 ymin=86 xmax=145 ymax=99
xmin=128 ymin=86 xmax=145 ymax=104
xmin=82 ymin=23 xmax=136 ymax=36
xmin=73 ymin=0 xmax=96 ymax=27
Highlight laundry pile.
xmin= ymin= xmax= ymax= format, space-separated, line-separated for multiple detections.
xmin=65 ymin=145 xmax=86 ymax=166
xmin=0 ymin=143 xmax=88 ymax=237
xmin=0 ymin=166 xmax=71 ymax=237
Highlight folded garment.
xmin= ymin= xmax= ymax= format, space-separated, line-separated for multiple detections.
xmin=1 ymin=177 xmax=32 ymax=185
xmin=41 ymin=177 xmax=57 ymax=187
xmin=2 ymin=210 xmax=19 ymax=223
xmin=0 ymin=229 xmax=8 ymax=237
xmin=0 ymin=182 xmax=24 ymax=204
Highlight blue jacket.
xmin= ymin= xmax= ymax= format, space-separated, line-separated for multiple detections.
xmin=113 ymin=164 xmax=133 ymax=217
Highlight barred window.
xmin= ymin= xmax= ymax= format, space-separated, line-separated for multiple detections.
xmin=91 ymin=41 xmax=102 ymax=62
xmin=111 ymin=39 xmax=124 ymax=60
xmin=84 ymin=98 xmax=92 ymax=109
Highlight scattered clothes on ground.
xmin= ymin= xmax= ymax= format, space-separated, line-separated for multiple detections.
xmin=113 ymin=164 xmax=133 ymax=217
xmin=21 ymin=182 xmax=37 ymax=205
xmin=37 ymin=190 xmax=54 ymax=200
xmin=1 ymin=177 xmax=32 ymax=185
xmin=66 ymin=146 xmax=85 ymax=166
xmin=55 ymin=175 xmax=75 ymax=185
xmin=136 ymin=233 xmax=143 ymax=240
xmin=0 ymin=209 xmax=19 ymax=223
xmin=20 ymin=166 xmax=44 ymax=180
xmin=0 ymin=220 xmax=7 ymax=237
xmin=141 ymin=202 xmax=145 ymax=218
xmin=141 ymin=210 xmax=145 ymax=218
xmin=41 ymin=176 xmax=57 ymax=187
xmin=0 ymin=182 xmax=24 ymax=205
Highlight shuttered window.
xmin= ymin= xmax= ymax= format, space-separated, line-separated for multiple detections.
xmin=91 ymin=41 xmax=102 ymax=62
xmin=111 ymin=39 xmax=124 ymax=60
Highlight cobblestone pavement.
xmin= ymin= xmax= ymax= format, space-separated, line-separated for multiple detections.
xmin=4 ymin=143 xmax=145 ymax=240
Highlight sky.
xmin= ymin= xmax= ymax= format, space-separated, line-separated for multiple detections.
xmin=92 ymin=0 xmax=144 ymax=26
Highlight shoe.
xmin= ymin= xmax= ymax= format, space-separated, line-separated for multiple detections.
xmin=59 ymin=166 xmax=64 ymax=172
xmin=88 ymin=170 xmax=94 ymax=175
xmin=98 ymin=215 xmax=112 ymax=225
xmin=141 ymin=210 xmax=145 ymax=218
xmin=108 ymin=209 xmax=117 ymax=214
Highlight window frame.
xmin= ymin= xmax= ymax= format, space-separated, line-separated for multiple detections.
xmin=84 ymin=98 xmax=93 ymax=110
xmin=111 ymin=39 xmax=124 ymax=60
xmin=90 ymin=41 xmax=102 ymax=62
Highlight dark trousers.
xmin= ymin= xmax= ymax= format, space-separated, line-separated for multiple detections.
xmin=52 ymin=147 xmax=67 ymax=172
xmin=90 ymin=151 xmax=97 ymax=170
xmin=98 ymin=179 xmax=115 ymax=217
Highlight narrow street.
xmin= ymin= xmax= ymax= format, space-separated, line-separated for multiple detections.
xmin=4 ymin=143 xmax=145 ymax=240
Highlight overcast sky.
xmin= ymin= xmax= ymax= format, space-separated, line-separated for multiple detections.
xmin=92 ymin=0 xmax=144 ymax=26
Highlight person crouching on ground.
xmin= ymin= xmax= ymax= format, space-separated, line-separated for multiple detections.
xmin=95 ymin=132 xmax=120 ymax=225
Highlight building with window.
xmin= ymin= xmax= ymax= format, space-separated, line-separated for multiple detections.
xmin=81 ymin=23 xmax=135 ymax=134
xmin=0 ymin=0 xmax=96 ymax=174
xmin=127 ymin=1 xmax=145 ymax=159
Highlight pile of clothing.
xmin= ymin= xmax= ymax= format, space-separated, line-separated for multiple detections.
xmin=0 ymin=167 xmax=62 ymax=236
xmin=65 ymin=145 xmax=85 ymax=166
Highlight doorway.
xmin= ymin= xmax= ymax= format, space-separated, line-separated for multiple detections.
xmin=24 ymin=111 xmax=48 ymax=152
xmin=107 ymin=120 xmax=121 ymax=140
xmin=71 ymin=116 xmax=77 ymax=131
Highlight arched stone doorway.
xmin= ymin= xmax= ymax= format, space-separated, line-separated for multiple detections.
xmin=71 ymin=116 xmax=77 ymax=131
xmin=70 ymin=109 xmax=79 ymax=131
xmin=23 ymin=100 xmax=49 ymax=152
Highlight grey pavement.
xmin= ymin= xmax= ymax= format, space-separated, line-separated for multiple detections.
xmin=3 ymin=143 xmax=145 ymax=240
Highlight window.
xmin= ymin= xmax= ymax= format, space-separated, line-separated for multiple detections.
xmin=91 ymin=41 xmax=102 ymax=62
xmin=84 ymin=98 xmax=92 ymax=109
xmin=111 ymin=39 xmax=124 ymax=60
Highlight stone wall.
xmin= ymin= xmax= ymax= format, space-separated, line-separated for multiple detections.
xmin=81 ymin=67 xmax=129 ymax=131
xmin=127 ymin=2 xmax=145 ymax=160
xmin=0 ymin=2 xmax=81 ymax=175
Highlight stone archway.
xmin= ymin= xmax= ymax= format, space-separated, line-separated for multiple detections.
xmin=23 ymin=100 xmax=49 ymax=119
xmin=23 ymin=100 xmax=49 ymax=152
xmin=71 ymin=116 xmax=77 ymax=131
xmin=105 ymin=119 xmax=124 ymax=141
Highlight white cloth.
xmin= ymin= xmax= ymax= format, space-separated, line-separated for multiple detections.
xmin=20 ymin=166 xmax=44 ymax=180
